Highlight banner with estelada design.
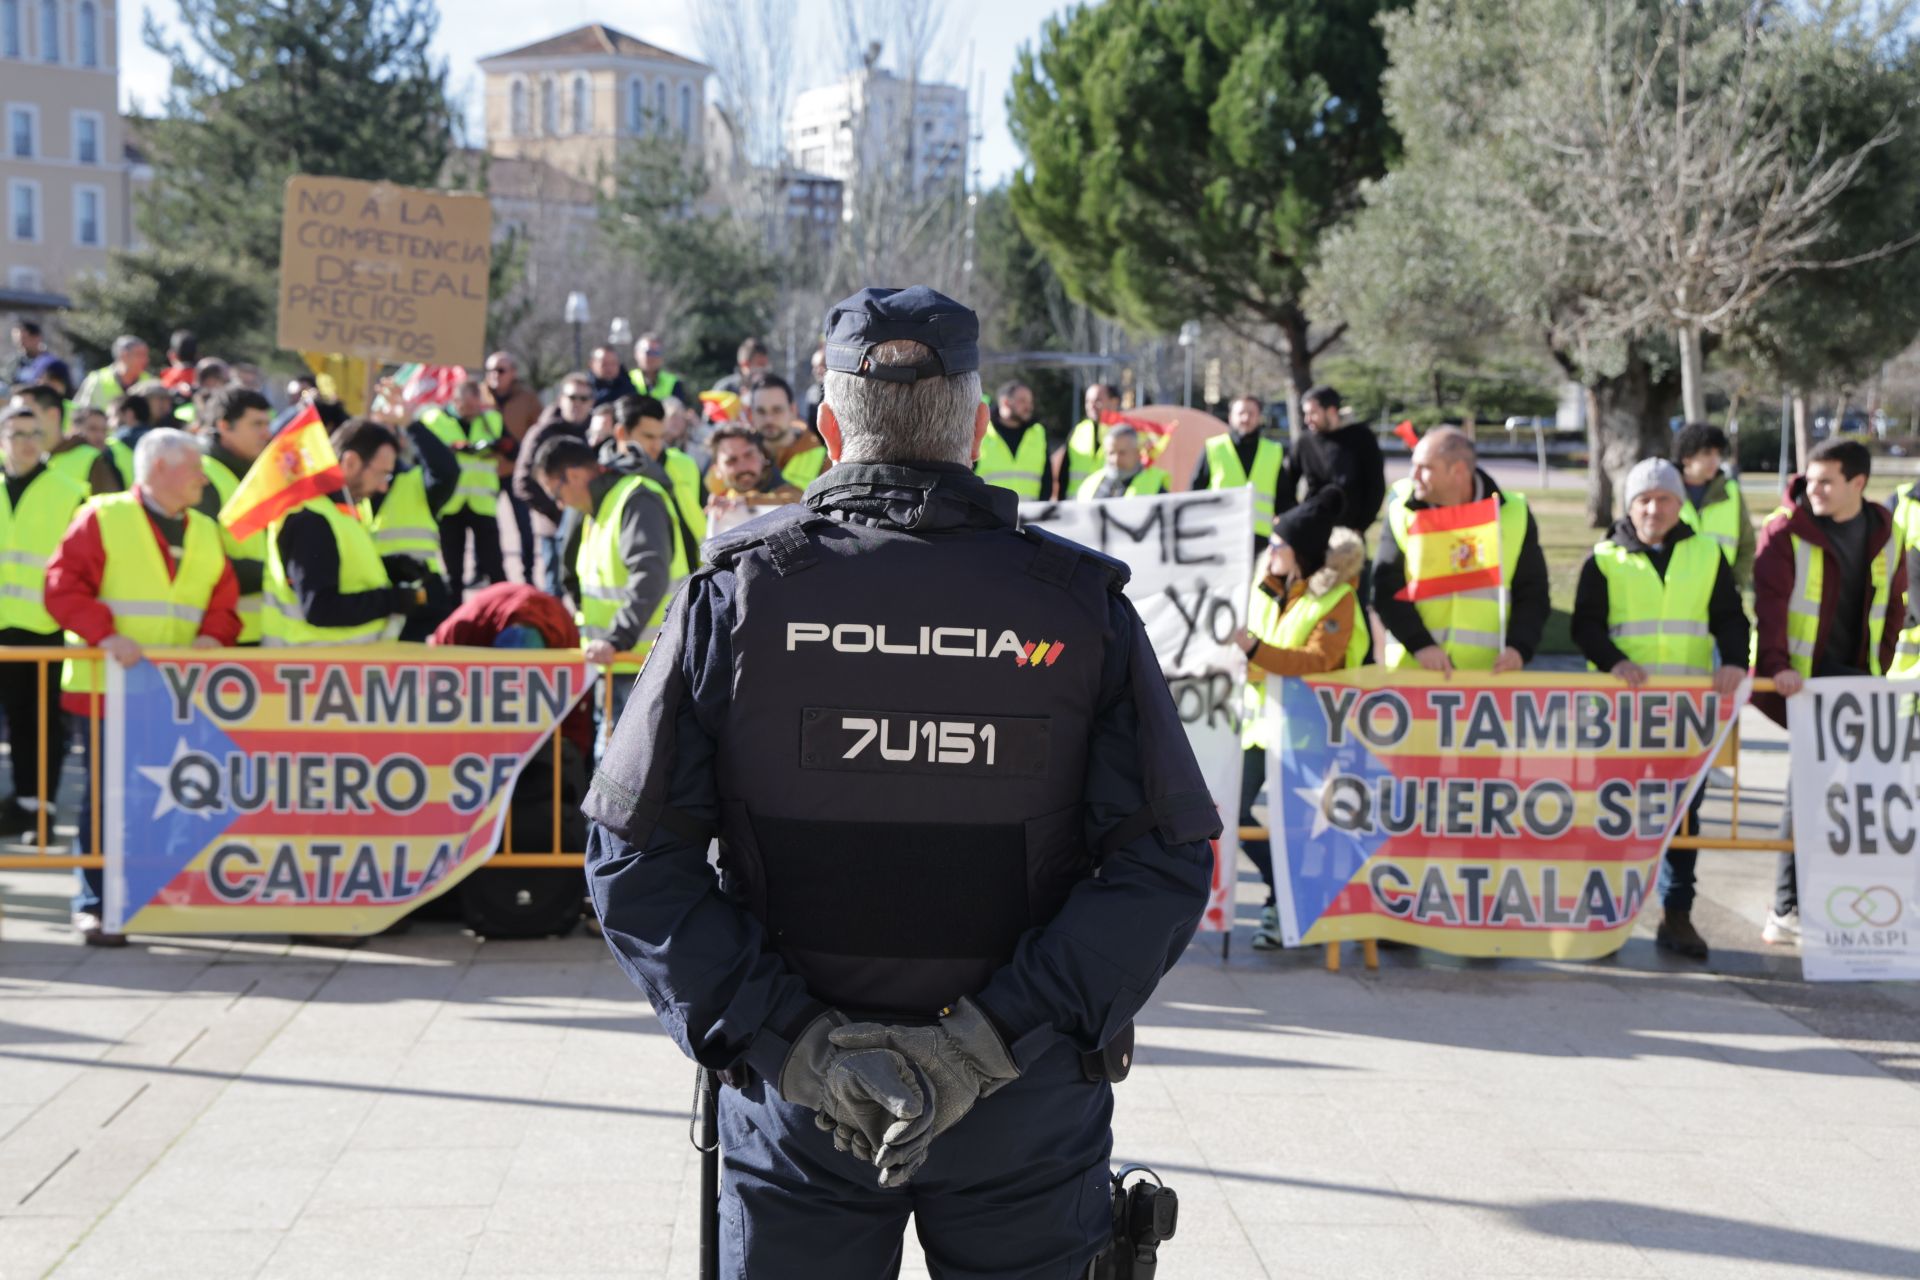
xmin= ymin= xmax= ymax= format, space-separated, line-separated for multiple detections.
xmin=103 ymin=647 xmax=590 ymax=935
xmin=1269 ymin=670 xmax=1742 ymax=958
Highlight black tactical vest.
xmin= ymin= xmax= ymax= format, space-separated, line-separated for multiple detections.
xmin=704 ymin=471 xmax=1127 ymax=1019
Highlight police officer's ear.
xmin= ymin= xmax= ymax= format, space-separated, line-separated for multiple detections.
xmin=817 ymin=403 xmax=843 ymax=462
xmin=971 ymin=399 xmax=989 ymax=463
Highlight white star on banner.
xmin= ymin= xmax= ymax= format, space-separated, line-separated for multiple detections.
xmin=135 ymin=738 xmax=224 ymax=821
xmin=1293 ymin=763 xmax=1349 ymax=841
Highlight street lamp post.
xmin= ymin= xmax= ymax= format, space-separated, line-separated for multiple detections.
xmin=565 ymin=291 xmax=591 ymax=370
xmin=1177 ymin=320 xmax=1200 ymax=408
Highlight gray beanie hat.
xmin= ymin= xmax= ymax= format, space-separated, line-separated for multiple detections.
xmin=1624 ymin=457 xmax=1684 ymax=507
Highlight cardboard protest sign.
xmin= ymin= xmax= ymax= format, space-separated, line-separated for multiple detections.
xmin=277 ymin=176 xmax=492 ymax=367
xmin=1790 ymin=679 xmax=1920 ymax=981
xmin=1020 ymin=488 xmax=1253 ymax=933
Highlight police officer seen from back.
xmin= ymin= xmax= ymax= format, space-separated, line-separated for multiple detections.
xmin=584 ymin=285 xmax=1216 ymax=1279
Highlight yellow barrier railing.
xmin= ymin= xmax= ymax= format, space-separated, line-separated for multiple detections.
xmin=0 ymin=647 xmax=633 ymax=873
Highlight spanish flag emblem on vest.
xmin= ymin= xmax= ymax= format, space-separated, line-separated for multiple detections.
xmin=218 ymin=403 xmax=347 ymax=541
xmin=1394 ymin=495 xmax=1504 ymax=601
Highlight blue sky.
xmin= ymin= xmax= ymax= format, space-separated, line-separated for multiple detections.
xmin=117 ymin=0 xmax=1075 ymax=186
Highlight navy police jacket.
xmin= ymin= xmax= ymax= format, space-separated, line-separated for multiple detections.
xmin=582 ymin=461 xmax=1216 ymax=1080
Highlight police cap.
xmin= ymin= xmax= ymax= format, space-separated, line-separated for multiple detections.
xmin=823 ymin=286 xmax=978 ymax=384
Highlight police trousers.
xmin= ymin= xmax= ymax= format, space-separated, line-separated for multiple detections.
xmin=719 ymin=1038 xmax=1113 ymax=1280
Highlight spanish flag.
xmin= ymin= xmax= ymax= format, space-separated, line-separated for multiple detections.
xmin=218 ymin=404 xmax=346 ymax=541
xmin=1394 ymin=495 xmax=1503 ymax=601
xmin=699 ymin=389 xmax=743 ymax=423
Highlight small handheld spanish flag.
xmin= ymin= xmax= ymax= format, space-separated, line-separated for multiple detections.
xmin=1393 ymin=495 xmax=1503 ymax=601
xmin=699 ymin=390 xmax=743 ymax=423
xmin=218 ymin=403 xmax=346 ymax=541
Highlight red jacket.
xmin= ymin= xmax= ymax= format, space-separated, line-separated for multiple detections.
xmin=44 ymin=487 xmax=243 ymax=715
xmin=1752 ymin=474 xmax=1908 ymax=726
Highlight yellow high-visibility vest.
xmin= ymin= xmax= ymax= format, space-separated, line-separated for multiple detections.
xmin=1203 ymin=433 xmax=1284 ymax=539
xmin=975 ymin=424 xmax=1050 ymax=498
xmin=662 ymin=447 xmax=707 ymax=548
xmin=1383 ymin=493 xmax=1530 ymax=671
xmin=1065 ymin=418 xmax=1104 ymax=492
xmin=1589 ymin=535 xmax=1719 ymax=676
xmin=782 ymin=444 xmax=829 ymax=491
xmin=1678 ymin=474 xmax=1744 ymax=567
xmin=361 ymin=468 xmax=446 ymax=578
xmin=263 ymin=497 xmax=393 ymax=646
xmin=1893 ymin=482 xmax=1920 ymax=677
xmin=1781 ymin=527 xmax=1901 ymax=678
xmin=200 ymin=454 xmax=268 ymax=644
xmin=1242 ymin=579 xmax=1368 ymax=749
xmin=423 ymin=408 xmax=504 ymax=516
xmin=577 ymin=474 xmax=690 ymax=676
xmin=0 ymin=468 xmax=89 ymax=633
xmin=1076 ymin=468 xmax=1170 ymax=500
xmin=61 ymin=494 xmax=227 ymax=695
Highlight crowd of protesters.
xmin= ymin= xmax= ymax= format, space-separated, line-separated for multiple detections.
xmin=4 ymin=314 xmax=1919 ymax=957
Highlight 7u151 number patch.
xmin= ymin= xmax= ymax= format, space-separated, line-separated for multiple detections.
xmin=800 ymin=708 xmax=1050 ymax=778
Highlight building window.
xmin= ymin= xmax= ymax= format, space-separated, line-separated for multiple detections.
xmin=655 ymin=81 xmax=667 ymax=131
xmin=73 ymin=183 xmax=102 ymax=246
xmin=9 ymin=180 xmax=40 ymax=242
xmin=510 ymin=78 xmax=528 ymax=136
xmin=572 ymin=74 xmax=590 ymax=134
xmin=8 ymin=266 xmax=42 ymax=291
xmin=7 ymin=104 xmax=34 ymax=158
xmin=627 ymin=76 xmax=644 ymax=133
xmin=76 ymin=0 xmax=94 ymax=66
xmin=38 ymin=0 xmax=56 ymax=62
xmin=1 ymin=1 xmax=19 ymax=58
xmin=679 ymin=84 xmax=693 ymax=139
xmin=541 ymin=77 xmax=558 ymax=136
xmin=73 ymin=110 xmax=98 ymax=163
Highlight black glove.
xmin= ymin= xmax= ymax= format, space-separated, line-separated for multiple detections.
xmin=827 ymin=998 xmax=1019 ymax=1186
xmin=387 ymin=585 xmax=427 ymax=616
xmin=382 ymin=554 xmax=428 ymax=586
xmin=777 ymin=1012 xmax=930 ymax=1184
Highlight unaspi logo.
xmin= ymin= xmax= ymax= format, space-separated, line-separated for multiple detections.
xmin=785 ymin=622 xmax=1066 ymax=667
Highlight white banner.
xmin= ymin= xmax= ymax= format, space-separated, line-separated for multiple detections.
xmin=1020 ymin=489 xmax=1253 ymax=933
xmin=1788 ymin=678 xmax=1920 ymax=981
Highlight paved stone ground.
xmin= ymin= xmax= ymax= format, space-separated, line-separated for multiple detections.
xmin=3 ymin=703 xmax=1919 ymax=1279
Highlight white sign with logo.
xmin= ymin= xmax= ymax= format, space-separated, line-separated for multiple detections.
xmin=1020 ymin=488 xmax=1253 ymax=934
xmin=1788 ymin=678 xmax=1920 ymax=981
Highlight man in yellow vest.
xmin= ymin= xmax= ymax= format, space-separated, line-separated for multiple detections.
xmin=629 ymin=332 xmax=683 ymax=403
xmin=1570 ymin=458 xmax=1749 ymax=961
xmin=975 ymin=380 xmax=1053 ymax=499
xmin=748 ymin=373 xmax=829 ymax=491
xmin=72 ymin=335 xmax=149 ymax=413
xmin=1894 ymin=478 xmax=1920 ymax=677
xmin=1372 ymin=426 xmax=1551 ymax=674
xmin=13 ymin=383 xmax=120 ymax=494
xmin=191 ymin=387 xmax=273 ymax=643
xmin=1076 ymin=424 xmax=1170 ymax=499
xmin=264 ymin=420 xmax=433 ymax=646
xmin=422 ymin=377 xmax=507 ymax=595
xmin=537 ymin=434 xmax=689 ymax=742
xmin=1672 ymin=423 xmax=1755 ymax=590
xmin=1191 ymin=394 xmax=1284 ymax=551
xmin=0 ymin=406 xmax=89 ymax=836
xmin=1752 ymin=438 xmax=1910 ymax=945
xmin=44 ymin=427 xmax=241 ymax=945
xmin=609 ymin=394 xmax=706 ymax=555
xmin=1060 ymin=383 xmax=1119 ymax=498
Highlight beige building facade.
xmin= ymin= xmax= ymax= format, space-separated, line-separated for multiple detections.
xmin=1 ymin=0 xmax=133 ymax=310
xmin=478 ymin=23 xmax=708 ymax=187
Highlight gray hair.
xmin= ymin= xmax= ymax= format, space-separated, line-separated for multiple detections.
xmin=824 ymin=340 xmax=982 ymax=466
xmin=112 ymin=335 xmax=147 ymax=357
xmin=1105 ymin=424 xmax=1139 ymax=446
xmin=133 ymin=428 xmax=201 ymax=484
xmin=1422 ymin=425 xmax=1478 ymax=467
